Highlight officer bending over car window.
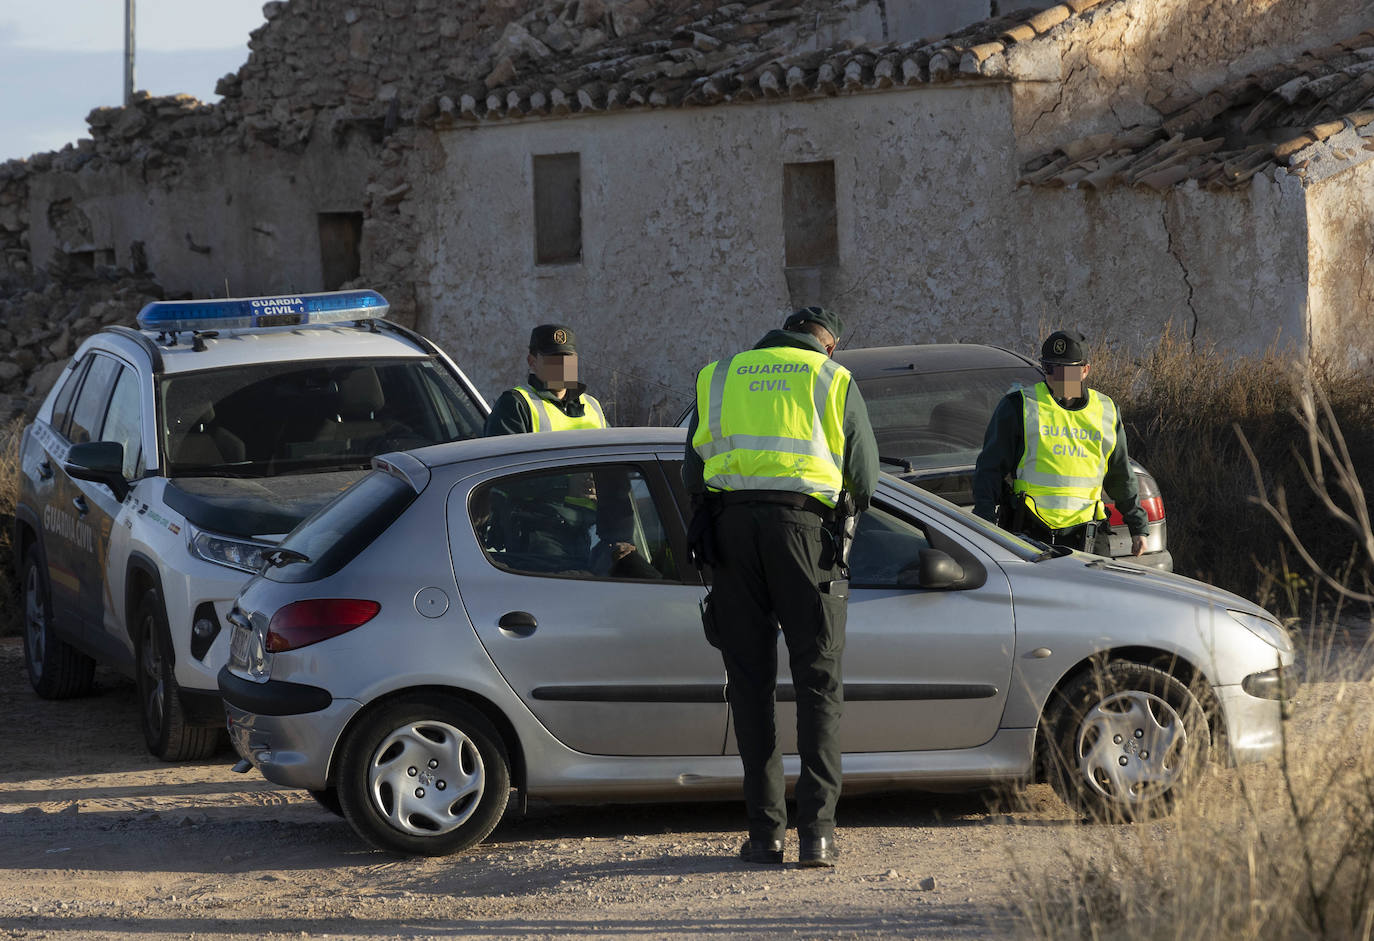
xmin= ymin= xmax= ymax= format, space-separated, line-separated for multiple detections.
xmin=683 ymin=307 xmax=878 ymax=869
xmin=972 ymin=329 xmax=1147 ymax=556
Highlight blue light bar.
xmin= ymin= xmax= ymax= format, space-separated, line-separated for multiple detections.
xmin=136 ymin=290 xmax=389 ymax=333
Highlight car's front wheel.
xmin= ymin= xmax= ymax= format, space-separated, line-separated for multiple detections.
xmin=1044 ymin=661 xmax=1210 ymax=820
xmin=134 ymin=588 xmax=221 ymax=761
xmin=337 ymin=695 xmax=510 ymax=856
xmin=21 ymin=547 xmax=95 ymax=699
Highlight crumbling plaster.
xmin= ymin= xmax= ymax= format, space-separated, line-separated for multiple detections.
xmin=418 ymin=84 xmax=1021 ymax=419
xmin=1306 ymin=156 xmax=1374 ymax=369
xmin=24 ymin=134 xmax=375 ymax=301
xmin=1008 ymin=0 xmax=1374 ymax=160
xmin=1011 ymin=171 xmax=1309 ymax=358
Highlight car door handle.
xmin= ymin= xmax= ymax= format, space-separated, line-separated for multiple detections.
xmin=72 ymin=496 xmax=89 ymax=516
xmin=498 ymin=611 xmax=538 ymax=637
xmin=38 ymin=460 xmax=53 ymax=481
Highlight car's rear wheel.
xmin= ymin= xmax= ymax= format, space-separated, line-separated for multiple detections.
xmin=134 ymin=588 xmax=220 ymax=761
xmin=22 ymin=548 xmax=95 ymax=699
xmin=337 ymin=695 xmax=510 ymax=856
xmin=1044 ymin=661 xmax=1209 ymax=820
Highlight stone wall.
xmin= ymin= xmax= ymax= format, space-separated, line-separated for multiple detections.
xmin=1307 ymin=156 xmax=1374 ymax=369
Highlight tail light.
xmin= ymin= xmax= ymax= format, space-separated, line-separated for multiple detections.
xmin=1106 ymin=470 xmax=1166 ymax=525
xmin=266 ymin=599 xmax=381 ymax=652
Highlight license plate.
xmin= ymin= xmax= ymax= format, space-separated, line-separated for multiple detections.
xmin=229 ymin=622 xmax=255 ymax=668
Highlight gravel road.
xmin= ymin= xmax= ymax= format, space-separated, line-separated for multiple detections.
xmin=1 ymin=631 xmax=1298 ymax=941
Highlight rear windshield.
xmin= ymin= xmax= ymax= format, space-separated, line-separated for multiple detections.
xmin=263 ymin=470 xmax=416 ymax=583
xmin=158 ymin=356 xmax=485 ymax=477
xmin=857 ymin=366 xmax=1040 ymax=472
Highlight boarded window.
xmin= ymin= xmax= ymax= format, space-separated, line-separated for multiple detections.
xmin=533 ymin=153 xmax=582 ymax=265
xmin=783 ymin=161 xmax=838 ymax=268
xmin=319 ymin=212 xmax=363 ymax=290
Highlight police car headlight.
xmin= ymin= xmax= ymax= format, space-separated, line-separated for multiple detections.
xmin=189 ymin=529 xmax=273 ymax=573
xmin=1227 ymin=609 xmax=1293 ymax=653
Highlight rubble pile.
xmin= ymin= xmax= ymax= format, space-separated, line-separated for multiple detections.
xmin=0 ymin=269 xmax=164 ymax=422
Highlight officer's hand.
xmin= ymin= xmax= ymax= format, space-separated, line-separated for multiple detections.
xmin=1131 ymin=533 xmax=1147 ymax=557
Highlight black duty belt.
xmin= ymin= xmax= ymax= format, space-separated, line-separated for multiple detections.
xmin=710 ymin=490 xmax=836 ymax=520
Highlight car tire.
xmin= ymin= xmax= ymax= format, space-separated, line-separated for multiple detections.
xmin=1043 ymin=661 xmax=1209 ymax=821
xmin=134 ymin=588 xmax=221 ymax=762
xmin=21 ymin=547 xmax=95 ymax=699
xmin=309 ymin=788 xmax=344 ymax=817
xmin=337 ymin=695 xmax=510 ymax=856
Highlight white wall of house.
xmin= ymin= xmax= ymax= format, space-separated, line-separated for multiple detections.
xmin=1010 ymin=175 xmax=1310 ymax=358
xmin=1307 ymin=156 xmax=1374 ymax=369
xmin=420 ymin=85 xmax=1023 ymax=421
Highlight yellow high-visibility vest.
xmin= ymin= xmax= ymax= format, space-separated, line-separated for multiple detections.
xmin=512 ymin=385 xmax=608 ymax=432
xmin=1013 ymin=382 xmax=1119 ymax=529
xmin=691 ymin=346 xmax=850 ymax=508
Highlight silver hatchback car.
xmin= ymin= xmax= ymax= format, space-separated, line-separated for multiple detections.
xmin=220 ymin=428 xmax=1294 ymax=856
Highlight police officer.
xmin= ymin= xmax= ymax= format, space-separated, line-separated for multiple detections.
xmin=484 ymin=324 xmax=608 ymax=435
xmin=683 ymin=307 xmax=878 ymax=868
xmin=972 ymin=329 xmax=1147 ymax=555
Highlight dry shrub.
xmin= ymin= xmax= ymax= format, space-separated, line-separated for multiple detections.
xmin=0 ymin=419 xmax=20 ymax=636
xmin=1014 ymin=644 xmax=1374 ymax=941
xmin=1088 ymin=328 xmax=1374 ymax=608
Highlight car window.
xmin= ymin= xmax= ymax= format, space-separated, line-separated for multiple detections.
xmin=470 ymin=464 xmax=678 ymax=581
xmin=67 ymin=354 xmax=122 ymax=445
xmin=849 ymin=503 xmax=933 ymax=588
xmin=101 ymin=366 xmax=144 ymax=479
xmin=856 ymin=366 xmax=1039 ymax=471
xmin=158 ymin=356 xmax=486 ymax=477
xmin=49 ymin=357 xmax=90 ymax=437
xmin=263 ymin=471 xmax=417 ymax=583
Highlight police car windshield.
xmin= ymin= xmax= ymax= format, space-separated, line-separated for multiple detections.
xmin=158 ymin=357 xmax=485 ymax=478
xmin=856 ymin=366 xmax=1040 ymax=472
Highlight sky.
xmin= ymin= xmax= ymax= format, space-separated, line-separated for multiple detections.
xmin=0 ymin=0 xmax=268 ymax=163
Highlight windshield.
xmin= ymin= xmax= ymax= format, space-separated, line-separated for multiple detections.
xmin=879 ymin=474 xmax=1045 ymax=561
xmin=159 ymin=357 xmax=485 ymax=477
xmin=857 ymin=366 xmax=1040 ymax=472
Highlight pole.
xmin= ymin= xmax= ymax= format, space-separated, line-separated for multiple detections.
xmin=124 ymin=0 xmax=135 ymax=105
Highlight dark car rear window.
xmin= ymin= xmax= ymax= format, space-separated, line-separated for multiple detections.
xmin=263 ymin=470 xmax=417 ymax=583
xmin=857 ymin=366 xmax=1040 ymax=471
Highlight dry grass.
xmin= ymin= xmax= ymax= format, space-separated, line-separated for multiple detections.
xmin=1088 ymin=327 xmax=1374 ymax=612
xmin=0 ymin=419 xmax=20 ymax=636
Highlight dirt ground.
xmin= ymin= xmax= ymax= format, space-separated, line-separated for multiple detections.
xmin=0 ymin=632 xmax=1319 ymax=941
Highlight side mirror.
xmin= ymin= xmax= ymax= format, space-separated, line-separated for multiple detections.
xmin=65 ymin=441 xmax=129 ymax=501
xmin=898 ymin=548 xmax=966 ymax=590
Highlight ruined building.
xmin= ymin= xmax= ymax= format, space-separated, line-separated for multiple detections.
xmin=2 ymin=0 xmax=1373 ymax=421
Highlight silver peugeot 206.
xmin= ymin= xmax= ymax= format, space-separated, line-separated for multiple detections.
xmin=219 ymin=428 xmax=1295 ymax=857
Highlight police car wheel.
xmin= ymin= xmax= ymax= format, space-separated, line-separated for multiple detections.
xmin=336 ymin=695 xmax=511 ymax=856
xmin=133 ymin=589 xmax=221 ymax=762
xmin=1043 ymin=661 xmax=1209 ymax=821
xmin=21 ymin=548 xmax=95 ymax=699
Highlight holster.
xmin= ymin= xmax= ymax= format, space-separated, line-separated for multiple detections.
xmin=686 ymin=495 xmax=720 ymax=569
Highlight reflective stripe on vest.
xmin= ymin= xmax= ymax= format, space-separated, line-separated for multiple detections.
xmin=513 ymin=385 xmax=608 ymax=432
xmin=691 ymin=346 xmax=850 ymax=507
xmin=1012 ymin=383 xmax=1119 ymax=529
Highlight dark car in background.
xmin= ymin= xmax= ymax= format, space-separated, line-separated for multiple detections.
xmin=833 ymin=344 xmax=1171 ymax=571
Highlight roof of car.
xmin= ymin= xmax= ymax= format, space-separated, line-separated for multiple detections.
xmin=409 ymin=427 xmax=690 ymax=469
xmin=93 ymin=322 xmax=431 ymax=374
xmin=834 ymin=343 xmax=1039 ymax=380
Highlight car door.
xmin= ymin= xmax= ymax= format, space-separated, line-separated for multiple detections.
xmin=767 ymin=491 xmax=1016 ymax=753
xmin=450 ymin=456 xmax=728 ymax=756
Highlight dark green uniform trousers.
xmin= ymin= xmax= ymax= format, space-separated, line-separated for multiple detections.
xmin=711 ymin=502 xmax=847 ymax=843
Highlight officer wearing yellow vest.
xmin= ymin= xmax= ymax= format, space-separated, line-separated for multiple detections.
xmin=683 ymin=307 xmax=878 ymax=868
xmin=483 ymin=324 xmax=608 ymax=436
xmin=973 ymin=329 xmax=1147 ymax=555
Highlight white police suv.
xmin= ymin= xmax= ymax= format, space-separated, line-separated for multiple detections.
xmin=13 ymin=291 xmax=489 ymax=759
